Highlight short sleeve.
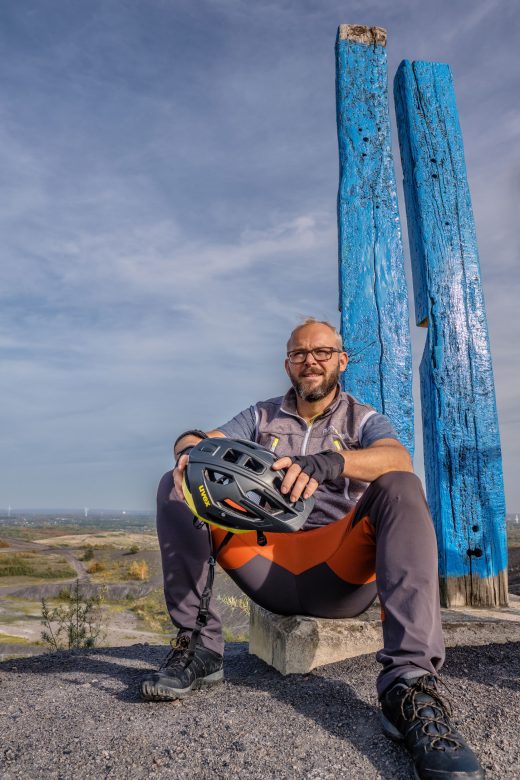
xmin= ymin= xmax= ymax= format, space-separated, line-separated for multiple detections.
xmin=216 ymin=405 xmax=257 ymax=441
xmin=359 ymin=412 xmax=400 ymax=448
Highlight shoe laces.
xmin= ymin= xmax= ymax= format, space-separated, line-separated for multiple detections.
xmin=400 ymin=676 xmax=463 ymax=751
xmin=160 ymin=634 xmax=193 ymax=671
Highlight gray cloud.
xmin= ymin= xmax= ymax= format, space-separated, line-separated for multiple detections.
xmin=0 ymin=0 xmax=518 ymax=509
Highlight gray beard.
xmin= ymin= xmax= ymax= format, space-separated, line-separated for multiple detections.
xmin=291 ymin=368 xmax=340 ymax=402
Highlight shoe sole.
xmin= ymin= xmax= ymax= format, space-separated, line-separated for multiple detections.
xmin=380 ymin=712 xmax=405 ymax=742
xmin=140 ymin=669 xmax=224 ymax=702
xmin=380 ymin=714 xmax=485 ymax=780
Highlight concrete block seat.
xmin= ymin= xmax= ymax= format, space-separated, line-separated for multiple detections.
xmin=248 ymin=595 xmax=520 ymax=675
xmin=249 ymin=601 xmax=383 ymax=675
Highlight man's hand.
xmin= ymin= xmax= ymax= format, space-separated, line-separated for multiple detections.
xmin=171 ymin=429 xmax=226 ymax=502
xmin=271 ymin=451 xmax=345 ymax=502
xmin=171 ymin=453 xmax=191 ymax=501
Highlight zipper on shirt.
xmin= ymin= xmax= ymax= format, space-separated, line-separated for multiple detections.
xmin=301 ymin=416 xmax=318 ymax=455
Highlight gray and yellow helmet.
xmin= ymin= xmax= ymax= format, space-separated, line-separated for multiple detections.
xmin=182 ymin=438 xmax=314 ymax=534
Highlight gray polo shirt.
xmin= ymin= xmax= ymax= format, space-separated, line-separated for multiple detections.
xmin=217 ymin=387 xmax=400 ymax=528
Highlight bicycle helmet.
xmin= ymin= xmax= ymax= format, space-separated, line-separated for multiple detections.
xmin=182 ymin=438 xmax=314 ymax=533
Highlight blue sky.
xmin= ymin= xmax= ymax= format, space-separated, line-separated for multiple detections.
xmin=0 ymin=0 xmax=518 ymax=510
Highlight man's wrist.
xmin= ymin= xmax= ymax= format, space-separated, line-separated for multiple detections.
xmin=175 ymin=445 xmax=194 ymax=464
xmin=173 ymin=429 xmax=208 ymax=459
xmin=290 ymin=450 xmax=345 ymax=483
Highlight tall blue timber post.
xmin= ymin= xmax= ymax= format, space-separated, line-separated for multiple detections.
xmin=394 ymin=61 xmax=508 ymax=607
xmin=335 ymin=26 xmax=413 ymax=454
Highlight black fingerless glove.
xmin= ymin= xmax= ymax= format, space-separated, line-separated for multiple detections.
xmin=289 ymin=450 xmax=345 ymax=484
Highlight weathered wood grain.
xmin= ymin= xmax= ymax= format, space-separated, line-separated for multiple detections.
xmin=394 ymin=60 xmax=508 ymax=606
xmin=337 ymin=25 xmax=387 ymax=46
xmin=335 ymin=27 xmax=413 ymax=454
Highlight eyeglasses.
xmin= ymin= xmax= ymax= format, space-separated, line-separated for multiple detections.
xmin=287 ymin=348 xmax=342 ymax=364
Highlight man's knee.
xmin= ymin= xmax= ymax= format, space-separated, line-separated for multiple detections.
xmin=156 ymin=471 xmax=190 ymax=517
xmin=157 ymin=470 xmax=175 ymax=504
xmin=370 ymin=471 xmax=426 ymax=504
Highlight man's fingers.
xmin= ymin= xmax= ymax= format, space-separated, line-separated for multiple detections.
xmin=172 ymin=470 xmax=184 ymax=501
xmin=272 ymin=457 xmax=293 ymax=471
xmin=280 ymin=463 xmax=304 ymax=494
xmin=289 ymin=471 xmax=312 ymax=502
xmin=303 ymin=477 xmax=319 ymax=499
xmin=172 ymin=454 xmax=190 ymax=502
xmin=273 ymin=458 xmax=317 ymax=501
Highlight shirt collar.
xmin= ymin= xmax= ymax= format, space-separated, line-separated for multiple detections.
xmin=280 ymin=385 xmax=342 ymax=420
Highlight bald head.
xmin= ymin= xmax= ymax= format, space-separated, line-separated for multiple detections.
xmin=286 ymin=318 xmax=343 ymax=353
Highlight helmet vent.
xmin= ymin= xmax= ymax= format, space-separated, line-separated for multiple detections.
xmin=206 ymin=469 xmax=233 ymax=486
xmin=223 ymin=449 xmax=241 ymax=463
xmin=186 ymin=438 xmax=314 ymax=533
xmin=242 ymin=457 xmax=264 ymax=474
xmin=200 ymin=441 xmax=217 ymax=453
xmin=246 ymin=490 xmax=294 ymax=517
xmin=245 ymin=490 xmax=262 ymax=506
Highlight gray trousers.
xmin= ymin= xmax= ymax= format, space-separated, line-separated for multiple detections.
xmin=156 ymin=470 xmax=445 ymax=697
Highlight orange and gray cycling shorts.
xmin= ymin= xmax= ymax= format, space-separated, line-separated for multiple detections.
xmin=210 ymin=510 xmax=377 ymax=619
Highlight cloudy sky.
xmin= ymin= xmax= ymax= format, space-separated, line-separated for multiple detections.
xmin=1 ymin=0 xmax=518 ymax=511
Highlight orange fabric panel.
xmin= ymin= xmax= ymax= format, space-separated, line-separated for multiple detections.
xmin=325 ymin=515 xmax=376 ymax=584
xmin=212 ymin=509 xmax=375 ymax=582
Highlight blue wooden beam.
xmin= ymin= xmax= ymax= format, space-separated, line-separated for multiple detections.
xmin=394 ymin=60 xmax=508 ymax=607
xmin=335 ymin=25 xmax=413 ymax=455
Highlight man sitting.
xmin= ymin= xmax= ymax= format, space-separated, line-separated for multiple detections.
xmin=141 ymin=317 xmax=484 ymax=780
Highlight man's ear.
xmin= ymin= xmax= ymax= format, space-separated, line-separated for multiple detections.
xmin=340 ymin=352 xmax=349 ymax=372
xmin=284 ymin=357 xmax=291 ymax=377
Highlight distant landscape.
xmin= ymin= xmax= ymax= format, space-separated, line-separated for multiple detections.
xmin=0 ymin=509 xmax=249 ymax=660
xmin=0 ymin=510 xmax=518 ymax=661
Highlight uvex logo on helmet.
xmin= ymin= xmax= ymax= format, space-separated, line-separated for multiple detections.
xmin=198 ymin=484 xmax=210 ymax=507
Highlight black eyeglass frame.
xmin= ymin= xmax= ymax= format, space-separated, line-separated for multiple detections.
xmin=286 ymin=348 xmax=343 ymax=364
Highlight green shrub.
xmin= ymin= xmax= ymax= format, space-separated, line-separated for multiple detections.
xmin=81 ymin=545 xmax=95 ymax=562
xmin=41 ymin=579 xmax=105 ymax=650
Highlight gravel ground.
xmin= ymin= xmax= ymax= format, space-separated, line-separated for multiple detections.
xmin=0 ymin=640 xmax=518 ymax=779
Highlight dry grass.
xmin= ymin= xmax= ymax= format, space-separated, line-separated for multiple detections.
xmin=0 ymin=632 xmax=34 ymax=645
xmin=0 ymin=552 xmax=76 ymax=579
xmin=217 ymin=594 xmax=251 ymax=616
xmin=86 ymin=561 xmax=106 ymax=574
xmin=126 ymin=589 xmax=172 ymax=633
xmin=507 ymin=526 xmax=520 ymax=548
xmin=126 ymin=561 xmax=150 ymax=581
xmin=33 ymin=531 xmax=158 ymax=550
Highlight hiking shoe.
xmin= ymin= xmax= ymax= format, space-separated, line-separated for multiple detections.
xmin=140 ymin=634 xmax=224 ymax=701
xmin=380 ymin=675 xmax=485 ymax=779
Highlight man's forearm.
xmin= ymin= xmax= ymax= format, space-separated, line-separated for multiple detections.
xmin=340 ymin=444 xmax=413 ymax=483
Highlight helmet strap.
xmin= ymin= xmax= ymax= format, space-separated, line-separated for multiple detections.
xmin=185 ymin=527 xmax=234 ymax=662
